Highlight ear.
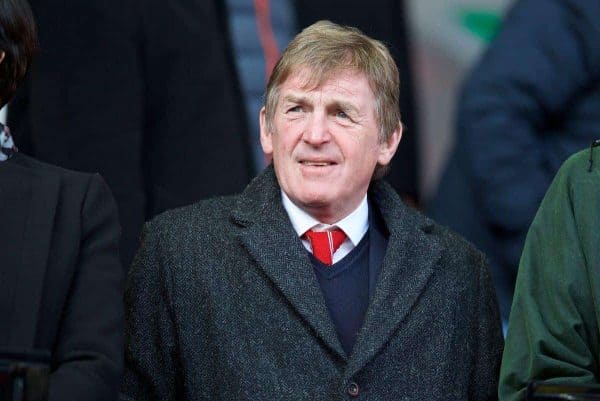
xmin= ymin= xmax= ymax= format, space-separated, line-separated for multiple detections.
xmin=0 ymin=51 xmax=5 ymax=65
xmin=377 ymin=122 xmax=403 ymax=166
xmin=259 ymin=107 xmax=273 ymax=156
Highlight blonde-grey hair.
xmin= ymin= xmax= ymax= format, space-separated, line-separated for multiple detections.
xmin=264 ymin=20 xmax=401 ymax=144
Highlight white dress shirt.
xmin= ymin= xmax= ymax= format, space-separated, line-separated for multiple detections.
xmin=281 ymin=191 xmax=369 ymax=263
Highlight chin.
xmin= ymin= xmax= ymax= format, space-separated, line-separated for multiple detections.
xmin=297 ymin=193 xmax=329 ymax=207
xmin=296 ymin=185 xmax=335 ymax=203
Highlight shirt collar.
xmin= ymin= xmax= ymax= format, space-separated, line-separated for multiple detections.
xmin=0 ymin=123 xmax=17 ymax=162
xmin=281 ymin=190 xmax=369 ymax=246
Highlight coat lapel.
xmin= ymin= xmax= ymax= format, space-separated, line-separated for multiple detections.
xmin=230 ymin=169 xmax=443 ymax=367
xmin=345 ymin=181 xmax=442 ymax=379
xmin=231 ymin=167 xmax=347 ymax=361
xmin=0 ymin=155 xmax=59 ymax=347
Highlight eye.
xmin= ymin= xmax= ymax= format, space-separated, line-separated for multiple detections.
xmin=336 ymin=110 xmax=349 ymax=119
xmin=287 ymin=105 xmax=302 ymax=113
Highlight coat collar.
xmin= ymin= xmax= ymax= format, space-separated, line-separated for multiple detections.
xmin=231 ymin=166 xmax=347 ymax=360
xmin=231 ymin=166 xmax=442 ymax=369
xmin=0 ymin=154 xmax=60 ymax=347
xmin=345 ymin=177 xmax=442 ymax=379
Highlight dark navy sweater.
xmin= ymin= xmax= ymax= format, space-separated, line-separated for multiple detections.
xmin=309 ymin=211 xmax=388 ymax=356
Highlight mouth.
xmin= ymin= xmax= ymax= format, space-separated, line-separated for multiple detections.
xmin=299 ymin=160 xmax=336 ymax=167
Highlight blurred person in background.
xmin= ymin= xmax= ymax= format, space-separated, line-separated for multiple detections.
xmin=428 ymin=0 xmax=600 ymax=324
xmin=8 ymin=0 xmax=419 ymax=268
xmin=499 ymin=146 xmax=600 ymax=400
xmin=0 ymin=0 xmax=123 ymax=399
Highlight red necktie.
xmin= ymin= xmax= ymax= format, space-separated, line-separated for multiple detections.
xmin=304 ymin=229 xmax=347 ymax=266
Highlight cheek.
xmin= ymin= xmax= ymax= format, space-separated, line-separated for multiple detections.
xmin=275 ymin=124 xmax=303 ymax=153
xmin=343 ymin=137 xmax=377 ymax=162
xmin=271 ymin=136 xmax=297 ymax=170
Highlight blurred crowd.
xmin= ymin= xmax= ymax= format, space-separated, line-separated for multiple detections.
xmin=429 ymin=0 xmax=600 ymax=324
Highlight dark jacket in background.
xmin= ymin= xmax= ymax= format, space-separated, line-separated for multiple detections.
xmin=428 ymin=0 xmax=600 ymax=320
xmin=121 ymin=167 xmax=502 ymax=401
xmin=9 ymin=0 xmax=419 ymax=268
xmin=0 ymin=153 xmax=123 ymax=401
xmin=9 ymin=0 xmax=254 ymax=267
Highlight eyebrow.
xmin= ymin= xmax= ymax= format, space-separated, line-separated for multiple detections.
xmin=334 ymin=100 xmax=360 ymax=115
xmin=282 ymin=94 xmax=308 ymax=105
xmin=282 ymin=94 xmax=360 ymax=115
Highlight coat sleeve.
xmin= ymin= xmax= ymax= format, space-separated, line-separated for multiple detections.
xmin=469 ymin=252 xmax=504 ymax=401
xmin=457 ymin=0 xmax=600 ymax=267
xmin=499 ymin=152 xmax=600 ymax=401
xmin=121 ymin=220 xmax=179 ymax=401
xmin=48 ymin=174 xmax=124 ymax=401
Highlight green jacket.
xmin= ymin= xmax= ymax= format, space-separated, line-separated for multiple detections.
xmin=499 ymin=147 xmax=600 ymax=400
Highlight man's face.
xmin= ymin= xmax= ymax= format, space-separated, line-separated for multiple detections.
xmin=260 ymin=68 xmax=401 ymax=223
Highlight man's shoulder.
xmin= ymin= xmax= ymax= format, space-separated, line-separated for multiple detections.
xmin=432 ymin=221 xmax=489 ymax=269
xmin=4 ymin=153 xmax=116 ymax=212
xmin=383 ymin=200 xmax=491 ymax=295
xmin=408 ymin=204 xmax=488 ymax=269
xmin=8 ymin=152 xmax=98 ymax=187
xmin=145 ymin=195 xmax=240 ymax=240
xmin=373 ymin=180 xmax=488 ymax=270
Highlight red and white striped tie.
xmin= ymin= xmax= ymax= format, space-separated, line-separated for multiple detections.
xmin=304 ymin=229 xmax=347 ymax=266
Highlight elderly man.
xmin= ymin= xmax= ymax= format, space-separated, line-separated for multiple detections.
xmin=122 ymin=21 xmax=502 ymax=401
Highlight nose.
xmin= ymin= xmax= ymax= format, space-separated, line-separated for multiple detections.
xmin=302 ymin=112 xmax=331 ymax=146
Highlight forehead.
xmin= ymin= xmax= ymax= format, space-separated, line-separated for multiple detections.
xmin=278 ymin=67 xmax=375 ymax=105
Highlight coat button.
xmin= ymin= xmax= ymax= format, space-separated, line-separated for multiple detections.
xmin=347 ymin=381 xmax=360 ymax=397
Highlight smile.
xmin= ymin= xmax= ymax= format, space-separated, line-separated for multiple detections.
xmin=299 ymin=161 xmax=336 ymax=166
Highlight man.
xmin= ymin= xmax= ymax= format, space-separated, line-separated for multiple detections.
xmin=122 ymin=21 xmax=502 ymax=401
xmin=499 ymin=145 xmax=600 ymax=400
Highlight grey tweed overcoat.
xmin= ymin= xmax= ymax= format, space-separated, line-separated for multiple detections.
xmin=121 ymin=166 xmax=503 ymax=401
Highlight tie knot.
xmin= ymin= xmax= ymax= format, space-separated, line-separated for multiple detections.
xmin=304 ymin=229 xmax=347 ymax=266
